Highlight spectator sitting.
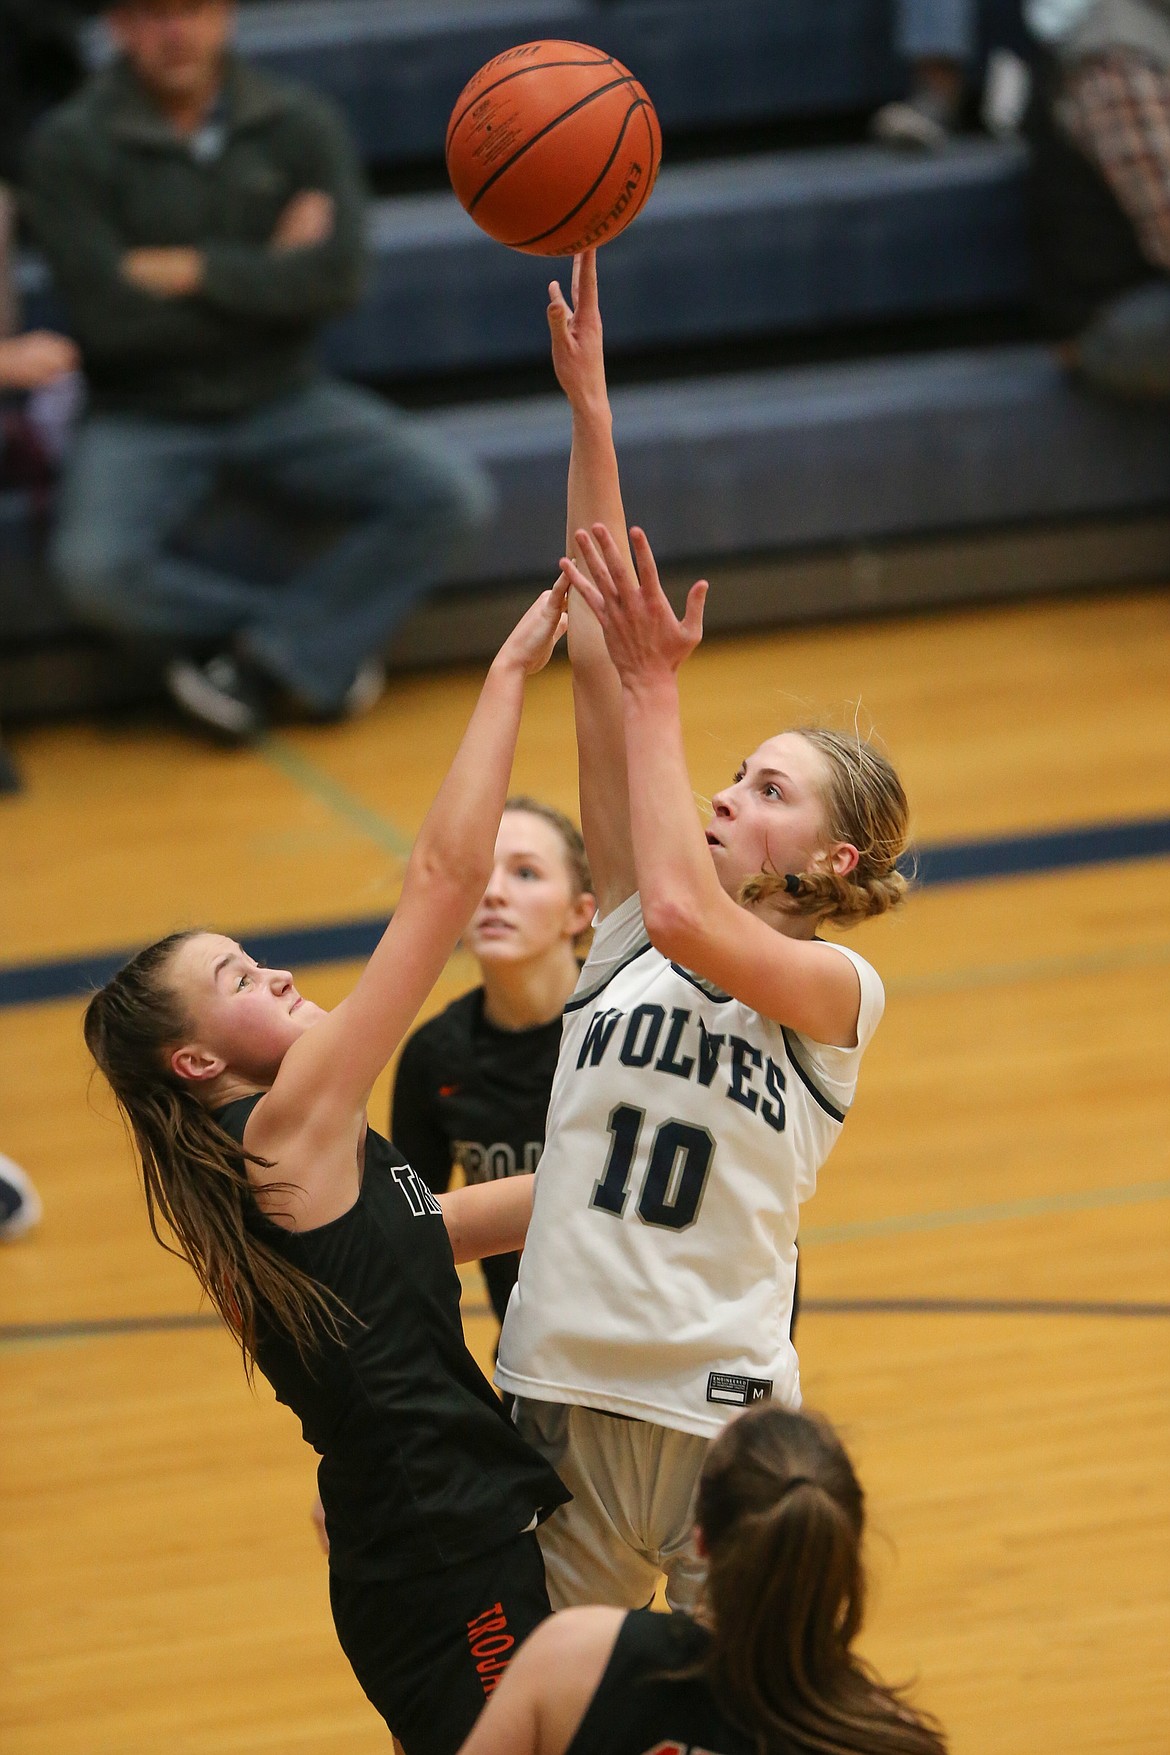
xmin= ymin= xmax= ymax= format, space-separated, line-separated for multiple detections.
xmin=23 ymin=0 xmax=495 ymax=741
xmin=0 ymin=326 xmax=81 ymax=796
xmin=0 ymin=1 xmax=90 ymax=464
xmin=1027 ymin=0 xmax=1170 ymax=397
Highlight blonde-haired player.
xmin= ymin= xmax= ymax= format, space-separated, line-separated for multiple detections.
xmin=495 ymin=250 xmax=912 ymax=1614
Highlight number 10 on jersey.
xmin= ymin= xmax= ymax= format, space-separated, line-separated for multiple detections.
xmin=591 ymin=1103 xmax=715 ymax=1231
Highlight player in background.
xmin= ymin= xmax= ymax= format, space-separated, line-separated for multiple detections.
xmin=456 ymin=1403 xmax=948 ymax=1755
xmin=392 ymin=798 xmax=595 ymax=1329
xmin=495 ymin=251 xmax=911 ymax=1614
xmin=82 ymin=583 xmax=573 ymax=1755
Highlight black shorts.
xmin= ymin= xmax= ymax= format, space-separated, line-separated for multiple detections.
xmin=329 ymin=1531 xmax=551 ymax=1755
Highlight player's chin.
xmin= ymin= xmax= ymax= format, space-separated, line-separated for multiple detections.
xmin=471 ymin=935 xmax=525 ymax=966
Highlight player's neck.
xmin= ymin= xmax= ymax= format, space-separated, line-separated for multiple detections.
xmin=481 ymin=948 xmax=579 ymax=1032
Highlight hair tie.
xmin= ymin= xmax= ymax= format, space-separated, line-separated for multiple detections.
xmin=780 ymin=1474 xmax=814 ymax=1497
xmin=783 ymin=873 xmax=803 ymax=897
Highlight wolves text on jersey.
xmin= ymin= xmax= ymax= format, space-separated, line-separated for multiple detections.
xmin=576 ymin=1002 xmax=786 ymax=1134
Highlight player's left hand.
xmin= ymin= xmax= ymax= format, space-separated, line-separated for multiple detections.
xmin=561 ymin=522 xmax=707 ymax=684
xmin=494 ymin=573 xmax=570 ymax=677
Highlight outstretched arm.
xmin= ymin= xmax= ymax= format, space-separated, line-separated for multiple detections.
xmin=246 ymin=582 xmax=569 ymax=1205
xmin=564 ymin=527 xmax=862 ymax=1045
xmin=548 ymin=251 xmax=636 ymax=916
xmin=440 ymin=1174 xmax=534 ymax=1264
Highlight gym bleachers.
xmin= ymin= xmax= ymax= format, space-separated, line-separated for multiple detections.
xmin=232 ymin=0 xmax=905 ymax=163
xmin=5 ymin=0 xmax=1170 ymax=716
xmin=325 ymin=141 xmax=1030 ymax=381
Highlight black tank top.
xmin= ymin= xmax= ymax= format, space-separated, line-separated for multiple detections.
xmin=217 ymin=1094 xmax=568 ymax=1584
xmin=391 ymin=985 xmax=565 ymax=1321
xmin=567 ymin=1611 xmax=755 ymax=1755
xmin=391 ymin=987 xmax=562 ymax=1197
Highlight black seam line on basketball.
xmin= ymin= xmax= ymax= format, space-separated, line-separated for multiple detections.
xmin=466 ymin=75 xmax=636 ymax=217
xmin=782 ymin=1027 xmax=848 ymax=1123
xmin=445 ymin=53 xmax=616 ymax=149
xmin=512 ymin=97 xmax=652 ymax=250
xmin=572 ymin=95 xmax=658 ymax=249
xmin=509 ymin=94 xmax=649 ymax=248
xmin=562 ymin=939 xmax=655 ymax=1013
xmin=618 ymin=100 xmax=661 ymax=234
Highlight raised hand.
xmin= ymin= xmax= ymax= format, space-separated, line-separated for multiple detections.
xmin=495 ymin=574 xmax=570 ymax=676
xmin=561 ymin=523 xmax=707 ymax=686
xmin=546 ymin=247 xmax=606 ymax=409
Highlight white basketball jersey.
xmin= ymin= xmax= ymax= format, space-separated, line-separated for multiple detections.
xmin=496 ymin=893 xmax=884 ymax=1438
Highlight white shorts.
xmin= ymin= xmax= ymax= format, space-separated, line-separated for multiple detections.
xmin=513 ymin=1397 xmax=709 ymax=1615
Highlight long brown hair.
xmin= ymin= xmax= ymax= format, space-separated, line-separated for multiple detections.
xmin=83 ymin=931 xmax=345 ymax=1375
xmin=739 ymin=727 xmax=912 ymax=928
xmin=695 ymin=1405 xmax=947 ymax=1755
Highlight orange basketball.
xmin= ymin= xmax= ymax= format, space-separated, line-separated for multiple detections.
xmin=446 ymin=40 xmax=662 ymax=256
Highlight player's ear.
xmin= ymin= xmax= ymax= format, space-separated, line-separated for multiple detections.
xmin=170 ymin=1043 xmax=227 ymax=1084
xmin=566 ymin=892 xmax=597 ymax=940
xmin=692 ymin=1524 xmax=708 ymax=1559
xmin=827 ymin=842 xmax=860 ymax=878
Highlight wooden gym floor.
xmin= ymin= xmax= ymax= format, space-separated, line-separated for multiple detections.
xmin=2 ymin=585 xmax=1168 ymax=1755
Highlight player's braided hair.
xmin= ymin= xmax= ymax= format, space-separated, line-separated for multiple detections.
xmin=692 ymin=1405 xmax=949 ymax=1755
xmin=83 ymin=932 xmax=348 ymax=1376
xmin=738 ymin=727 xmax=911 ymax=929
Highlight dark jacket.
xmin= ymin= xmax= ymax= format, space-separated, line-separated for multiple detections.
xmin=22 ymin=53 xmax=368 ymax=416
xmin=0 ymin=0 xmax=90 ymax=184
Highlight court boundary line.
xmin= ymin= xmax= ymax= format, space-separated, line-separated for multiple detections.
xmin=802 ymin=1176 xmax=1170 ymax=1245
xmin=3 ymin=813 xmax=1169 ymax=1009
xmin=3 ymin=1292 xmax=1168 ymax=1350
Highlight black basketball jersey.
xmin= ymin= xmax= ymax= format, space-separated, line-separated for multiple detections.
xmin=216 ymin=1095 xmax=568 ymax=1584
xmin=391 ymin=988 xmax=563 ymax=1320
xmin=567 ymin=1610 xmax=755 ymax=1755
xmin=392 ymin=987 xmax=562 ymax=1194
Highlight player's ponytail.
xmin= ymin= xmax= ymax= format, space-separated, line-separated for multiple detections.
xmin=83 ymin=933 xmax=346 ymax=1375
xmin=696 ymin=1406 xmax=947 ymax=1755
xmin=739 ymin=727 xmax=911 ymax=929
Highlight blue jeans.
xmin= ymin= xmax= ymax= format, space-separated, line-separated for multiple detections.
xmin=898 ymin=0 xmax=977 ymax=60
xmin=51 ymin=377 xmax=495 ymax=712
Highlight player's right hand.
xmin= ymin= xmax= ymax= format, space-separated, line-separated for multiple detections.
xmin=547 ymin=248 xmax=608 ymax=409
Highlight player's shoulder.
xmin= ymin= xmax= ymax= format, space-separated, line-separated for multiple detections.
xmin=516 ymin=1604 xmax=626 ymax=1671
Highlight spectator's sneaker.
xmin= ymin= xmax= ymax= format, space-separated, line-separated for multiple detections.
xmin=165 ymin=652 xmax=269 ymax=741
xmin=341 ymin=658 xmax=387 ymax=720
xmin=870 ymin=90 xmax=959 ymax=151
xmin=0 ymin=1154 xmax=43 ymax=1241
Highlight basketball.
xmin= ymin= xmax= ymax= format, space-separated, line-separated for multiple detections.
xmin=446 ymin=40 xmax=662 ymax=256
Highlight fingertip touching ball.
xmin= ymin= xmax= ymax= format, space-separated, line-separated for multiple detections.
xmin=446 ymin=40 xmax=661 ymax=256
